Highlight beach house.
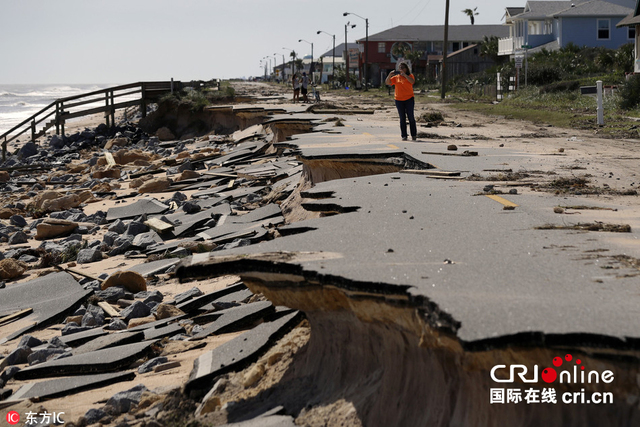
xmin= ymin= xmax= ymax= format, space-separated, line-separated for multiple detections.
xmin=616 ymin=0 xmax=640 ymax=72
xmin=499 ymin=0 xmax=635 ymax=57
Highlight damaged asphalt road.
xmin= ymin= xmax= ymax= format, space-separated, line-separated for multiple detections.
xmin=1 ymin=81 xmax=640 ymax=426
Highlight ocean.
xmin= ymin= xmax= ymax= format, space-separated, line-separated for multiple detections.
xmin=0 ymin=84 xmax=110 ymax=136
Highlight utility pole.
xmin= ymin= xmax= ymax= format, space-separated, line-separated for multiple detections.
xmin=441 ymin=0 xmax=450 ymax=99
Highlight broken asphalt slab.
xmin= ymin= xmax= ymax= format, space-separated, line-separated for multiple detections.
xmin=106 ymin=197 xmax=169 ymax=221
xmin=0 ymin=272 xmax=92 ymax=344
xmin=189 ymin=301 xmax=274 ymax=340
xmin=7 ymin=371 xmax=135 ymax=402
xmin=175 ymin=172 xmax=640 ymax=348
xmin=184 ymin=310 xmax=302 ymax=394
xmin=14 ymin=340 xmax=157 ymax=380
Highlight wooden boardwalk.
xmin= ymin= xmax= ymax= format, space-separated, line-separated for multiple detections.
xmin=0 ymin=81 xmax=180 ymax=159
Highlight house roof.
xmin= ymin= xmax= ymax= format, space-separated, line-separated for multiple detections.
xmin=360 ymin=25 xmax=509 ymax=42
xmin=319 ymin=43 xmax=359 ymax=58
xmin=506 ymin=7 xmax=526 ymax=17
xmin=617 ymin=0 xmax=640 ymax=26
xmin=554 ymin=0 xmax=632 ymax=16
xmin=516 ymin=1 xmax=574 ymax=19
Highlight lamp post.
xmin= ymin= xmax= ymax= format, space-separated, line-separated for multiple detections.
xmin=317 ymin=30 xmax=336 ymax=85
xmin=344 ymin=22 xmax=356 ymax=89
xmin=298 ymin=39 xmax=314 ymax=76
xmin=344 ymin=12 xmax=368 ymax=90
xmin=273 ymin=53 xmax=277 ymax=79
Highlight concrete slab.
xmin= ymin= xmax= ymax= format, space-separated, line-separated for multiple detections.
xmin=189 ymin=301 xmax=274 ymax=340
xmin=229 ymin=204 xmax=282 ymax=224
xmin=58 ymin=327 xmax=108 ymax=347
xmin=126 ymin=315 xmax=186 ymax=332
xmin=0 ymin=272 xmax=92 ymax=343
xmin=184 ymin=310 xmax=301 ymax=393
xmin=143 ymin=323 xmax=184 ymax=340
xmin=14 ymin=340 xmax=157 ymax=380
xmin=106 ymin=198 xmax=168 ymax=221
xmin=8 ymin=371 xmax=135 ymax=401
xmin=220 ymin=415 xmax=296 ymax=427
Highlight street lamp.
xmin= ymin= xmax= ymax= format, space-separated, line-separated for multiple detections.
xmin=317 ymin=30 xmax=336 ymax=84
xmin=344 ymin=12 xmax=368 ymax=90
xmin=344 ymin=22 xmax=356 ymax=89
xmin=298 ymin=39 xmax=314 ymax=76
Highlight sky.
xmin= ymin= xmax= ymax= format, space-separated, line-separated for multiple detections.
xmin=0 ymin=0 xmax=509 ymax=84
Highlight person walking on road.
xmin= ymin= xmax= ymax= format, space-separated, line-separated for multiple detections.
xmin=292 ymin=74 xmax=301 ymax=103
xmin=385 ymin=61 xmax=417 ymax=141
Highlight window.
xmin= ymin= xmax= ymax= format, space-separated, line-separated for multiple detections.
xmin=598 ymin=19 xmax=610 ymax=40
xmin=452 ymin=42 xmax=460 ymax=51
xmin=629 ymin=26 xmax=636 ymax=40
xmin=378 ymin=42 xmax=386 ymax=53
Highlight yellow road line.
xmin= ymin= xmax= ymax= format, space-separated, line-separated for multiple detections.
xmin=387 ymin=144 xmax=399 ymax=149
xmin=485 ymin=195 xmax=519 ymax=209
xmin=363 ymin=132 xmax=372 ymax=136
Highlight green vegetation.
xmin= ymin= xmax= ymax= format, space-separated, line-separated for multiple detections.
xmin=159 ymin=80 xmax=235 ymax=112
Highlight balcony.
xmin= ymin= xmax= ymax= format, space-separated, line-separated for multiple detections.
xmin=498 ymin=36 xmax=523 ymax=56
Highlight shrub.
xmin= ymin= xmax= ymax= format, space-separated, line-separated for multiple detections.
xmin=539 ymin=80 xmax=580 ymax=94
xmin=618 ymin=74 xmax=640 ymax=110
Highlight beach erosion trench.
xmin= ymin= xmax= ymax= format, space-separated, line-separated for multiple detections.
xmin=1 ymin=88 xmax=639 ymax=426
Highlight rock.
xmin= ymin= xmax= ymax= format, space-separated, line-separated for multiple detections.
xmin=105 ymin=319 xmax=127 ymax=330
xmin=120 ymin=301 xmax=151 ymax=322
xmin=35 ymin=219 xmax=78 ymax=240
xmin=0 ymin=171 xmax=10 ymax=183
xmin=82 ymin=311 xmax=105 ymax=327
xmin=509 ymin=189 xmax=518 ymax=195
xmin=83 ymin=408 xmax=107 ymax=425
xmin=9 ymin=215 xmax=27 ymax=228
xmin=96 ymin=286 xmax=127 ymax=303
xmin=483 ymin=185 xmax=495 ymax=192
xmin=132 ymin=231 xmax=161 ymax=248
xmin=65 ymin=315 xmax=84 ymax=325
xmin=101 ymin=270 xmax=147 ymax=293
xmin=18 ymin=335 xmax=43 ymax=349
xmin=137 ymin=357 xmax=169 ymax=374
xmin=92 ymin=167 xmax=122 ymax=180
xmin=124 ymin=221 xmax=148 ymax=237
xmin=170 ymin=247 xmax=190 ymax=257
xmin=3 ymin=346 xmax=32 ymax=367
xmin=48 ymin=336 xmax=66 ymax=348
xmin=27 ymin=348 xmax=67 ymax=366
xmin=105 ymin=384 xmax=148 ymax=414
xmin=104 ymin=137 xmax=129 ymax=150
xmin=0 ymin=258 xmax=27 ymax=280
xmin=554 ymin=207 xmax=564 ymax=214
xmin=108 ymin=219 xmax=126 ymax=234
xmin=182 ymin=201 xmax=201 ymax=214
xmin=18 ymin=254 xmax=38 ymax=263
xmin=138 ymin=177 xmax=172 ymax=194
xmin=0 ymin=366 xmax=20 ymax=387
xmin=8 ymin=231 xmax=28 ymax=245
xmin=156 ymin=127 xmax=175 ymax=141
xmin=447 ymin=144 xmax=458 ymax=151
xmin=76 ymin=248 xmax=102 ymax=264
xmin=154 ymin=303 xmax=185 ymax=320
xmin=61 ymin=323 xmax=93 ymax=336
xmin=176 ymin=170 xmax=201 ymax=181
xmin=170 ymin=192 xmax=187 ymax=202
xmin=50 ymin=134 xmax=66 ymax=149
xmin=103 ymin=231 xmax=119 ymax=246
xmin=41 ymin=194 xmax=82 ymax=212
xmin=174 ymin=287 xmax=203 ymax=303
xmin=108 ymin=240 xmax=132 ymax=256
xmin=113 ymin=149 xmax=151 ymax=165
xmin=129 ymin=175 xmax=153 ymax=189
xmin=138 ymin=290 xmax=163 ymax=304
xmin=18 ymin=142 xmax=38 ymax=159
xmin=127 ymin=316 xmax=156 ymax=328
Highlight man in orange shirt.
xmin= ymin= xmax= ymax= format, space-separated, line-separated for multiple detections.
xmin=385 ymin=61 xmax=417 ymax=141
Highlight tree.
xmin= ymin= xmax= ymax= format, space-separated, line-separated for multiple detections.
xmin=462 ymin=7 xmax=479 ymax=25
xmin=480 ymin=35 xmax=501 ymax=63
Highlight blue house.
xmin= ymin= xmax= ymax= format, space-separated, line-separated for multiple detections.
xmin=499 ymin=0 xmax=635 ymax=57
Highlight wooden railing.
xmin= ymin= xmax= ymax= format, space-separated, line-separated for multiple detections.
xmin=0 ymin=80 xmax=180 ymax=160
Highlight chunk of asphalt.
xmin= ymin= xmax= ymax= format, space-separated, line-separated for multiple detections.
xmin=174 ymin=282 xmax=248 ymax=313
xmin=127 ymin=258 xmax=180 ymax=277
xmin=72 ymin=331 xmax=145 ymax=356
xmin=189 ymin=301 xmax=274 ymax=341
xmin=137 ymin=356 xmax=169 ymax=374
xmin=27 ymin=348 xmax=68 ymax=366
xmin=14 ymin=340 xmax=158 ymax=380
xmin=0 ymin=347 xmax=31 ymax=369
xmin=143 ymin=323 xmax=185 ymax=341
xmin=0 ymin=272 xmax=91 ymax=344
xmin=106 ymin=198 xmax=168 ymax=221
xmin=173 ymin=287 xmax=204 ymax=305
xmin=228 ymin=203 xmax=282 ymax=224
xmin=57 ymin=327 xmax=108 ymax=347
xmin=83 ymin=408 xmax=107 ymax=425
xmin=18 ymin=335 xmax=44 ymax=349
xmin=126 ymin=315 xmax=187 ymax=332
xmin=185 ymin=311 xmax=301 ymax=394
xmin=219 ymin=415 xmax=297 ymax=427
xmin=7 ymin=372 xmax=135 ymax=402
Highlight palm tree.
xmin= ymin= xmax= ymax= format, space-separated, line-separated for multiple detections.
xmin=462 ymin=7 xmax=479 ymax=25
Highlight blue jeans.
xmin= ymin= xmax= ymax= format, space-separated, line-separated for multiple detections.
xmin=395 ymin=97 xmax=416 ymax=139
